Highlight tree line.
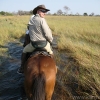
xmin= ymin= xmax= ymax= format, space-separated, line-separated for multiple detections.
xmin=0 ymin=6 xmax=99 ymax=16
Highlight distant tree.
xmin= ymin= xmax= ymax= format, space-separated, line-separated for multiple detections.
xmin=17 ymin=10 xmax=31 ymax=15
xmin=53 ymin=13 xmax=57 ymax=16
xmin=0 ymin=11 xmax=12 ymax=16
xmin=0 ymin=11 xmax=5 ymax=15
xmin=12 ymin=11 xmax=17 ymax=15
xmin=30 ymin=10 xmax=33 ymax=14
xmin=83 ymin=13 xmax=88 ymax=16
xmin=63 ymin=6 xmax=70 ymax=15
xmin=18 ymin=10 xmax=22 ymax=15
xmin=69 ymin=12 xmax=73 ymax=16
xmin=47 ymin=12 xmax=51 ymax=15
xmin=63 ymin=12 xmax=66 ymax=15
xmin=57 ymin=9 xmax=63 ymax=15
xmin=75 ymin=12 xmax=80 ymax=16
xmin=89 ymin=12 xmax=94 ymax=16
xmin=6 ymin=12 xmax=13 ymax=16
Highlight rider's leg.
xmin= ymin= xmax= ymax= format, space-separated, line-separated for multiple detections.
xmin=18 ymin=43 xmax=35 ymax=74
xmin=44 ymin=42 xmax=53 ymax=54
xmin=44 ymin=42 xmax=54 ymax=58
xmin=18 ymin=52 xmax=27 ymax=73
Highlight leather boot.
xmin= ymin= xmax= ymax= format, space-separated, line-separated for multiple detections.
xmin=17 ymin=53 xmax=27 ymax=74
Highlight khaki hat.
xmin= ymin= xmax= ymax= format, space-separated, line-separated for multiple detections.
xmin=33 ymin=5 xmax=50 ymax=15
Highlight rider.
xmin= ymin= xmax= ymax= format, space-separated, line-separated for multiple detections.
xmin=23 ymin=15 xmax=35 ymax=47
xmin=18 ymin=4 xmax=53 ymax=73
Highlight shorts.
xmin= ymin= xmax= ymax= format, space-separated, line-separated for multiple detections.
xmin=23 ymin=42 xmax=53 ymax=54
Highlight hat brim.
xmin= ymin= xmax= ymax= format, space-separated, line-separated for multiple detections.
xmin=33 ymin=7 xmax=50 ymax=15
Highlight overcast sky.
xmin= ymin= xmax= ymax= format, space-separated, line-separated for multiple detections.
xmin=0 ymin=0 xmax=100 ymax=15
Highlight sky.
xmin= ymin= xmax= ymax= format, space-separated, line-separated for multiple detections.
xmin=0 ymin=0 xmax=100 ymax=15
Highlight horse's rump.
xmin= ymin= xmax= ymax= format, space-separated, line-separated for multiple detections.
xmin=24 ymin=52 xmax=57 ymax=100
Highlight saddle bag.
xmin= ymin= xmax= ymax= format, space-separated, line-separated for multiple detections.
xmin=31 ymin=40 xmax=47 ymax=48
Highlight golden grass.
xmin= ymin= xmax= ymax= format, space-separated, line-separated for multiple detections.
xmin=47 ymin=16 xmax=100 ymax=69
xmin=0 ymin=15 xmax=100 ymax=97
xmin=0 ymin=16 xmax=30 ymax=41
xmin=0 ymin=16 xmax=30 ymax=60
xmin=46 ymin=16 xmax=100 ymax=97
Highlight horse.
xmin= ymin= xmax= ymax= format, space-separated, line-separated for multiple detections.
xmin=24 ymin=51 xmax=57 ymax=100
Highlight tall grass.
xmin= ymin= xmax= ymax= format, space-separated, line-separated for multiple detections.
xmin=46 ymin=16 xmax=100 ymax=96
xmin=0 ymin=15 xmax=100 ymax=97
xmin=0 ymin=15 xmax=30 ymax=63
xmin=47 ymin=16 xmax=100 ymax=68
xmin=0 ymin=16 xmax=30 ymax=44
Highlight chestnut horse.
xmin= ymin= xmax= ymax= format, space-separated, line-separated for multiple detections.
xmin=24 ymin=52 xmax=57 ymax=100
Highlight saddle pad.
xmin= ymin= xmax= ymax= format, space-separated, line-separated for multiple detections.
xmin=30 ymin=51 xmax=51 ymax=58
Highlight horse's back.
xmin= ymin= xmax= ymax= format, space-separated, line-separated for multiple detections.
xmin=25 ymin=54 xmax=56 ymax=75
xmin=24 ymin=54 xmax=57 ymax=100
xmin=39 ymin=55 xmax=56 ymax=77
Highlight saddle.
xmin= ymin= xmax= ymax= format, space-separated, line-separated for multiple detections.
xmin=23 ymin=35 xmax=53 ymax=61
xmin=26 ymin=48 xmax=51 ymax=60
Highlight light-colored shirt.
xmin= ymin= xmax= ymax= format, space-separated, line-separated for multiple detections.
xmin=28 ymin=14 xmax=53 ymax=42
xmin=28 ymin=15 xmax=34 ymax=25
xmin=25 ymin=15 xmax=34 ymax=35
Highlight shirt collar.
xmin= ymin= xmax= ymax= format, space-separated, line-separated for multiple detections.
xmin=35 ymin=14 xmax=40 ymax=17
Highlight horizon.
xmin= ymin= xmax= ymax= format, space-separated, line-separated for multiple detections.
xmin=0 ymin=0 xmax=100 ymax=15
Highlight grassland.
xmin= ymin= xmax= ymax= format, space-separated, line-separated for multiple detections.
xmin=47 ymin=16 xmax=100 ymax=97
xmin=0 ymin=15 xmax=100 ymax=98
xmin=47 ymin=16 xmax=100 ymax=68
xmin=0 ymin=15 xmax=30 ymax=63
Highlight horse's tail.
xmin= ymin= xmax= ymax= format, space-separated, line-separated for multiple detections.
xmin=32 ymin=72 xmax=46 ymax=100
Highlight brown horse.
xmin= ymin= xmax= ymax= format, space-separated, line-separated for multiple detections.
xmin=24 ymin=52 xmax=57 ymax=100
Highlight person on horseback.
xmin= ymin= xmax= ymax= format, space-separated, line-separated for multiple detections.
xmin=18 ymin=4 xmax=53 ymax=74
xmin=23 ymin=15 xmax=35 ymax=47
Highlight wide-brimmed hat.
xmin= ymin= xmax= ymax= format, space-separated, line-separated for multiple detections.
xmin=33 ymin=5 xmax=50 ymax=15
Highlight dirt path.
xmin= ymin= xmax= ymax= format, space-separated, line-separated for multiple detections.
xmin=0 ymin=38 xmax=79 ymax=100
